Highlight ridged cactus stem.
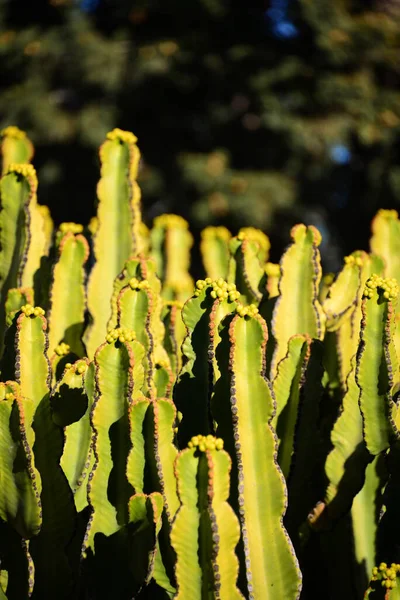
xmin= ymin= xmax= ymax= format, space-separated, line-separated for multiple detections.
xmin=356 ymin=275 xmax=400 ymax=455
xmin=200 ymin=226 xmax=231 ymax=281
xmin=47 ymin=227 xmax=89 ymax=357
xmin=213 ymin=307 xmax=302 ymax=599
xmin=150 ymin=214 xmax=193 ymax=301
xmin=0 ymin=381 xmax=41 ymax=539
xmin=171 ymin=436 xmax=243 ymax=599
xmin=128 ymin=396 xmax=179 ymax=596
xmin=51 ymin=359 xmax=94 ymax=513
xmin=0 ymin=127 xmax=33 ymax=175
xmin=174 ymin=278 xmax=240 ymax=446
xmin=83 ymin=328 xmax=145 ymax=553
xmin=4 ymin=305 xmax=76 ymax=598
xmin=227 ymin=230 xmax=268 ymax=305
xmin=270 ymin=224 xmax=325 ymax=377
xmin=84 ymin=129 xmax=142 ymax=357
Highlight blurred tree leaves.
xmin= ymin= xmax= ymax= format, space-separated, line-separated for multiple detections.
xmin=0 ymin=0 xmax=399 ymax=268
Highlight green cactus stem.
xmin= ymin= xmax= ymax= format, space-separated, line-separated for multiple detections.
xmin=150 ymin=214 xmax=193 ymax=301
xmin=227 ymin=231 xmax=266 ymax=305
xmin=213 ymin=307 xmax=302 ymax=599
xmin=370 ymin=209 xmax=400 ymax=283
xmin=128 ymin=396 xmax=179 ymax=595
xmin=322 ymin=254 xmax=363 ymax=332
xmin=0 ymin=381 xmax=41 ymax=539
xmin=174 ymin=278 xmax=239 ymax=446
xmin=5 ymin=287 xmax=33 ymax=326
xmin=5 ymin=305 xmax=77 ymax=599
xmin=324 ymin=360 xmax=372 ymax=520
xmin=265 ymin=262 xmax=281 ymax=299
xmin=116 ymin=278 xmax=157 ymax=395
xmin=170 ymin=435 xmax=243 ymax=599
xmin=127 ymin=492 xmax=164 ymax=594
xmin=84 ymin=129 xmax=142 ymax=357
xmin=0 ymin=126 xmax=33 ymax=175
xmin=51 ymin=359 xmax=94 ymax=513
xmin=271 ymin=224 xmax=325 ymax=377
xmin=47 ymin=228 xmax=89 ymax=357
xmin=272 ymin=334 xmax=324 ymax=544
xmin=200 ymin=226 xmax=231 ymax=280
xmin=83 ymin=328 xmax=145 ymax=553
xmin=334 ymin=252 xmax=384 ymax=388
xmin=161 ymin=300 xmax=186 ymax=377
xmin=356 ymin=275 xmax=400 ymax=455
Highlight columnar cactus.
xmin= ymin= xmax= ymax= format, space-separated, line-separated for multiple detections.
xmin=2 ymin=126 xmax=400 ymax=599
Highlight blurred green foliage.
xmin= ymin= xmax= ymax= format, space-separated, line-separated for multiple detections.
xmin=0 ymin=0 xmax=399 ymax=268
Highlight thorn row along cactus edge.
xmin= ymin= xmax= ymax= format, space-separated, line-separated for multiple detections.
xmin=0 ymin=126 xmax=400 ymax=600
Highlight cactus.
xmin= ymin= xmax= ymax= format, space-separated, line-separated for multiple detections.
xmin=84 ymin=129 xmax=142 ymax=357
xmin=201 ymin=226 xmax=231 ymax=280
xmin=47 ymin=226 xmax=89 ymax=357
xmin=356 ymin=275 xmax=400 ymax=455
xmin=174 ymin=277 xmax=240 ymax=446
xmin=150 ymin=214 xmax=193 ymax=302
xmin=3 ymin=126 xmax=400 ymax=599
xmin=270 ymin=224 xmax=325 ymax=377
xmin=0 ymin=126 xmax=34 ymax=175
xmin=171 ymin=435 xmax=243 ymax=599
xmin=213 ymin=307 xmax=302 ymax=599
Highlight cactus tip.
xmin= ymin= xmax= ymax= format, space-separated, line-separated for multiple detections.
xmin=106 ymin=128 xmax=138 ymax=145
xmin=201 ymin=226 xmax=231 ymax=241
xmin=59 ymin=222 xmax=84 ymax=235
xmin=7 ymin=163 xmax=38 ymax=190
xmin=21 ymin=304 xmax=45 ymax=318
xmin=188 ymin=434 xmax=224 ymax=452
xmin=128 ymin=277 xmax=150 ymax=291
xmin=238 ymin=227 xmax=270 ymax=251
xmin=153 ymin=213 xmax=189 ymax=230
xmin=290 ymin=223 xmax=322 ymax=246
xmin=363 ymin=274 xmax=399 ymax=301
xmin=236 ymin=303 xmax=259 ymax=318
xmin=105 ymin=327 xmax=136 ymax=344
xmin=1 ymin=125 xmax=27 ymax=139
xmin=194 ymin=278 xmax=240 ymax=301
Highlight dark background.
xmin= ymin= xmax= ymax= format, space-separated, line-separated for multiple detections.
xmin=1 ymin=0 xmax=400 ymax=271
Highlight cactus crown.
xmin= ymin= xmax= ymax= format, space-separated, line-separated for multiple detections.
xmin=106 ymin=128 xmax=138 ymax=145
xmin=194 ymin=277 xmax=240 ymax=301
xmin=238 ymin=226 xmax=270 ymax=250
xmin=153 ymin=214 xmax=189 ymax=229
xmin=59 ymin=222 xmax=84 ymax=235
xmin=201 ymin=226 xmax=231 ymax=241
xmin=105 ymin=327 xmax=136 ymax=344
xmin=20 ymin=304 xmax=45 ymax=317
xmin=1 ymin=126 xmax=27 ymax=139
xmin=7 ymin=163 xmax=38 ymax=189
xmin=236 ymin=303 xmax=259 ymax=318
xmin=363 ymin=274 xmax=399 ymax=300
xmin=188 ymin=434 xmax=224 ymax=452
xmin=128 ymin=277 xmax=150 ymax=291
xmin=370 ymin=562 xmax=400 ymax=590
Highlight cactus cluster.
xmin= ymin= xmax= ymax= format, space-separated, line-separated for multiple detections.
xmin=1 ymin=126 xmax=400 ymax=599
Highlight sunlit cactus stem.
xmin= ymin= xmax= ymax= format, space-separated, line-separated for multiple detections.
xmin=174 ymin=277 xmax=239 ymax=446
xmin=213 ymin=306 xmax=302 ymax=599
xmin=171 ymin=435 xmax=243 ymax=599
xmin=84 ymin=128 xmax=142 ymax=357
xmin=356 ymin=275 xmax=400 ymax=455
xmin=271 ymin=224 xmax=325 ymax=377
xmin=0 ymin=126 xmax=34 ymax=175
